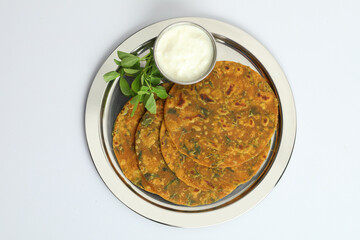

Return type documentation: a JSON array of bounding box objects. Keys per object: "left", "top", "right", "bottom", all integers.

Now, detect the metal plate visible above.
[{"left": 85, "top": 17, "right": 296, "bottom": 228}]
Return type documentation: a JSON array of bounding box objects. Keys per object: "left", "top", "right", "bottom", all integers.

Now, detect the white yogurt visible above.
[{"left": 155, "top": 24, "right": 215, "bottom": 83}]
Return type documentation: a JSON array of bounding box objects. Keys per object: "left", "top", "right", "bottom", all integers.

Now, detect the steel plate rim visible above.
[{"left": 85, "top": 17, "right": 296, "bottom": 228}]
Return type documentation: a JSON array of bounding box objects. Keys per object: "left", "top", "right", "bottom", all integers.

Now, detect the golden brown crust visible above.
[
  {"left": 164, "top": 61, "right": 278, "bottom": 168},
  {"left": 112, "top": 82, "right": 173, "bottom": 193},
  {"left": 135, "top": 100, "right": 227, "bottom": 206},
  {"left": 160, "top": 121, "right": 270, "bottom": 192},
  {"left": 112, "top": 101, "right": 154, "bottom": 192}
]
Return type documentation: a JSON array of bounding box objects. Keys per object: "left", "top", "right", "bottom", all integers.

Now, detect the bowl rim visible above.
[{"left": 153, "top": 21, "right": 217, "bottom": 85}]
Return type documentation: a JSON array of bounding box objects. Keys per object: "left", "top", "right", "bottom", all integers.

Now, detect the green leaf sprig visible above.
[{"left": 103, "top": 49, "right": 168, "bottom": 116}]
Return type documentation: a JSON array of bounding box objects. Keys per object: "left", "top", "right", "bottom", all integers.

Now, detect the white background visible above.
[{"left": 1, "top": 0, "right": 359, "bottom": 239}]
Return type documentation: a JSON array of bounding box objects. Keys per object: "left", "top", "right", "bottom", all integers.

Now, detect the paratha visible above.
[
  {"left": 160, "top": 121, "right": 270, "bottom": 192},
  {"left": 113, "top": 102, "right": 154, "bottom": 192},
  {"left": 164, "top": 61, "right": 278, "bottom": 168},
  {"left": 112, "top": 82, "right": 173, "bottom": 193},
  {"left": 135, "top": 100, "right": 227, "bottom": 206}
]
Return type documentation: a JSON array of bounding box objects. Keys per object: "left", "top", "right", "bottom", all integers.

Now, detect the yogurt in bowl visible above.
[{"left": 154, "top": 22, "right": 217, "bottom": 85}]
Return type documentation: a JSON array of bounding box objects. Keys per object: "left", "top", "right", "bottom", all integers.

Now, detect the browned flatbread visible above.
[
  {"left": 164, "top": 61, "right": 278, "bottom": 168},
  {"left": 112, "top": 82, "right": 173, "bottom": 193},
  {"left": 112, "top": 102, "right": 154, "bottom": 192},
  {"left": 160, "top": 121, "right": 270, "bottom": 192},
  {"left": 135, "top": 100, "right": 227, "bottom": 206}
]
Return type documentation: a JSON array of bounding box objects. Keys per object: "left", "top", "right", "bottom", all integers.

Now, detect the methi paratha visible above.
[
  {"left": 112, "top": 82, "right": 173, "bottom": 193},
  {"left": 135, "top": 100, "right": 227, "bottom": 206},
  {"left": 113, "top": 102, "right": 154, "bottom": 192},
  {"left": 164, "top": 61, "right": 278, "bottom": 168},
  {"left": 160, "top": 121, "right": 270, "bottom": 192}
]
